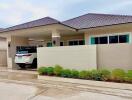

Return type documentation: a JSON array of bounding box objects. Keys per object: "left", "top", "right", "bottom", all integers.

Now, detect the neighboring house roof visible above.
[
  {"left": 1, "top": 17, "right": 60, "bottom": 32},
  {"left": 63, "top": 13, "right": 132, "bottom": 29},
  {"left": 0, "top": 28, "right": 4, "bottom": 32}
]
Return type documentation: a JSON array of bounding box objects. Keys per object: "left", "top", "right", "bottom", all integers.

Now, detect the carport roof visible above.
[{"left": 1, "top": 17, "right": 60, "bottom": 32}]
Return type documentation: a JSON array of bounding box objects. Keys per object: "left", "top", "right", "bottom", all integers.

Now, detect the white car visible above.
[{"left": 15, "top": 46, "right": 37, "bottom": 69}]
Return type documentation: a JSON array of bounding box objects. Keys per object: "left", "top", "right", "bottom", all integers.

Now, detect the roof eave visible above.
[
  {"left": 0, "top": 22, "right": 77, "bottom": 33},
  {"left": 78, "top": 22, "right": 132, "bottom": 32}
]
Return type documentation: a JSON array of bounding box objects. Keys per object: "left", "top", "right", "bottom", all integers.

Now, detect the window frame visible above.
[
  {"left": 90, "top": 33, "right": 130, "bottom": 45},
  {"left": 68, "top": 39, "right": 85, "bottom": 46}
]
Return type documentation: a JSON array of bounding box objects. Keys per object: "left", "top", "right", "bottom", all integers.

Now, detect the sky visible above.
[{"left": 0, "top": 0, "right": 132, "bottom": 28}]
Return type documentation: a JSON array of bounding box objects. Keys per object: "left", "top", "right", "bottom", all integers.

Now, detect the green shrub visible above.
[
  {"left": 61, "top": 69, "right": 72, "bottom": 78},
  {"left": 86, "top": 71, "right": 92, "bottom": 79},
  {"left": 71, "top": 69, "right": 79, "bottom": 78},
  {"left": 124, "top": 70, "right": 132, "bottom": 83},
  {"left": 46, "top": 67, "right": 54, "bottom": 76},
  {"left": 126, "top": 70, "right": 132, "bottom": 78},
  {"left": 111, "top": 69, "right": 126, "bottom": 82},
  {"left": 79, "top": 70, "right": 88, "bottom": 79},
  {"left": 54, "top": 65, "right": 63, "bottom": 76},
  {"left": 100, "top": 69, "right": 111, "bottom": 81},
  {"left": 90, "top": 70, "right": 102, "bottom": 81},
  {"left": 37, "top": 67, "right": 47, "bottom": 75}
]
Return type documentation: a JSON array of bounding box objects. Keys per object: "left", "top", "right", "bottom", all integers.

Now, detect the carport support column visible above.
[
  {"left": 52, "top": 30, "right": 60, "bottom": 46},
  {"left": 7, "top": 36, "right": 29, "bottom": 70}
]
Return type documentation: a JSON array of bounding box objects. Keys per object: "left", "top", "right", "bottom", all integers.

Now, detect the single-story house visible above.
[{"left": 0, "top": 13, "right": 132, "bottom": 70}]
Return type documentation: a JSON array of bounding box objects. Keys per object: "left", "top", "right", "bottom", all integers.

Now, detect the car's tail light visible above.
[{"left": 23, "top": 54, "right": 32, "bottom": 57}]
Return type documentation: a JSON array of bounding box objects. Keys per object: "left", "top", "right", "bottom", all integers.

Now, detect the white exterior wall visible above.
[{"left": 37, "top": 45, "right": 97, "bottom": 70}]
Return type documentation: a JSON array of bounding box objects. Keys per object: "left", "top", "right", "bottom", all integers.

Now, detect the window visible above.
[
  {"left": 99, "top": 36, "right": 108, "bottom": 44},
  {"left": 91, "top": 37, "right": 95, "bottom": 44},
  {"left": 47, "top": 42, "right": 64, "bottom": 47},
  {"left": 90, "top": 34, "right": 130, "bottom": 45},
  {"left": 47, "top": 42, "right": 52, "bottom": 47},
  {"left": 60, "top": 42, "right": 64, "bottom": 46},
  {"left": 119, "top": 35, "right": 129, "bottom": 43},
  {"left": 91, "top": 36, "right": 108, "bottom": 44},
  {"left": 95, "top": 37, "right": 99, "bottom": 44},
  {"left": 79, "top": 40, "right": 85, "bottom": 45},
  {"left": 68, "top": 40, "right": 85, "bottom": 46},
  {"left": 69, "top": 41, "right": 74, "bottom": 46},
  {"left": 109, "top": 35, "right": 118, "bottom": 44}
]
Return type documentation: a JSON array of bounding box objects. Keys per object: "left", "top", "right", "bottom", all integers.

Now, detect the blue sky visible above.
[{"left": 0, "top": 0, "right": 132, "bottom": 28}]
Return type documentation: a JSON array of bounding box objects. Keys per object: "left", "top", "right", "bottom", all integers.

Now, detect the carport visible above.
[{"left": 0, "top": 17, "right": 79, "bottom": 70}]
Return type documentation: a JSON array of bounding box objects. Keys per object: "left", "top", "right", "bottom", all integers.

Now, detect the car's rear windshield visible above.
[{"left": 16, "top": 46, "right": 37, "bottom": 54}]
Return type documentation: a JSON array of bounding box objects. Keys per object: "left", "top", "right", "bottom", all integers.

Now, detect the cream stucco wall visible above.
[
  {"left": 0, "top": 38, "right": 7, "bottom": 50},
  {"left": 7, "top": 36, "right": 29, "bottom": 69},
  {"left": 28, "top": 34, "right": 84, "bottom": 47},
  {"left": 97, "top": 44, "right": 132, "bottom": 70},
  {"left": 84, "top": 24, "right": 132, "bottom": 70},
  {"left": 84, "top": 23, "right": 132, "bottom": 44},
  {"left": 37, "top": 45, "right": 97, "bottom": 70},
  {"left": 37, "top": 44, "right": 132, "bottom": 70},
  {"left": 0, "top": 38, "right": 7, "bottom": 67},
  {"left": 0, "top": 50, "right": 7, "bottom": 67}
]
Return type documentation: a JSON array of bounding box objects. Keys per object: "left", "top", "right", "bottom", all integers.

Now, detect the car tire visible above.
[
  {"left": 31, "top": 58, "right": 37, "bottom": 68},
  {"left": 18, "top": 64, "right": 26, "bottom": 69}
]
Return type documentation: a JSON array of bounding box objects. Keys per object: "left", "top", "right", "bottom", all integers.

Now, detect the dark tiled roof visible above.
[
  {"left": 0, "top": 28, "right": 3, "bottom": 30},
  {"left": 2, "top": 17, "right": 60, "bottom": 32},
  {"left": 0, "top": 28, "right": 4, "bottom": 32},
  {"left": 63, "top": 13, "right": 132, "bottom": 29},
  {"left": 1, "top": 13, "right": 132, "bottom": 32}
]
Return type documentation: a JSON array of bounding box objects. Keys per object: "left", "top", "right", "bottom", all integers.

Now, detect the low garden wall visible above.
[
  {"left": 97, "top": 43, "right": 132, "bottom": 70},
  {"left": 37, "top": 45, "right": 97, "bottom": 70},
  {"left": 37, "top": 44, "right": 132, "bottom": 70}
]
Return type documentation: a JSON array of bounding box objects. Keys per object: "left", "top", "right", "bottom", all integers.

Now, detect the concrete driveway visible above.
[{"left": 0, "top": 81, "right": 131, "bottom": 100}]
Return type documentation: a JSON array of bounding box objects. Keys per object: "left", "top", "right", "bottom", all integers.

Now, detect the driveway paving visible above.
[{"left": 0, "top": 81, "right": 131, "bottom": 100}]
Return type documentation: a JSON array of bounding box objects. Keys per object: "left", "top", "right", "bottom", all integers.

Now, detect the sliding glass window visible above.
[
  {"left": 99, "top": 36, "right": 108, "bottom": 44},
  {"left": 109, "top": 35, "right": 118, "bottom": 44},
  {"left": 91, "top": 36, "right": 108, "bottom": 44},
  {"left": 69, "top": 40, "right": 85, "bottom": 46},
  {"left": 119, "top": 35, "right": 129, "bottom": 43}
]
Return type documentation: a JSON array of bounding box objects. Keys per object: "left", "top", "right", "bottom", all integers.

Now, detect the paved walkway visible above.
[{"left": 0, "top": 69, "right": 131, "bottom": 100}]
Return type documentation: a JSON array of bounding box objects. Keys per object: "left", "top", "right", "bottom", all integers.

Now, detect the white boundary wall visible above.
[{"left": 37, "top": 45, "right": 97, "bottom": 70}]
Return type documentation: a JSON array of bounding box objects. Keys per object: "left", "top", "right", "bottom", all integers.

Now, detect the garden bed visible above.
[{"left": 37, "top": 65, "right": 132, "bottom": 84}]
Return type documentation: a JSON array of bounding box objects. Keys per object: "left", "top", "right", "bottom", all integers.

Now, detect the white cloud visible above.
[
  {"left": 0, "top": 0, "right": 60, "bottom": 27},
  {"left": 90, "top": 0, "right": 132, "bottom": 14},
  {"left": 0, "top": 0, "right": 132, "bottom": 27}
]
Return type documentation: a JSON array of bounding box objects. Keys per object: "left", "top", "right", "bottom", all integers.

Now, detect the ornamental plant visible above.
[
  {"left": 100, "top": 69, "right": 111, "bottom": 81},
  {"left": 124, "top": 70, "right": 132, "bottom": 83},
  {"left": 61, "top": 69, "right": 72, "bottom": 78},
  {"left": 38, "top": 67, "right": 47, "bottom": 75},
  {"left": 71, "top": 69, "right": 79, "bottom": 78},
  {"left": 90, "top": 69, "right": 102, "bottom": 81},
  {"left": 46, "top": 67, "right": 54, "bottom": 76},
  {"left": 54, "top": 65, "right": 63, "bottom": 76},
  {"left": 79, "top": 70, "right": 88, "bottom": 79},
  {"left": 111, "top": 69, "right": 126, "bottom": 82}
]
